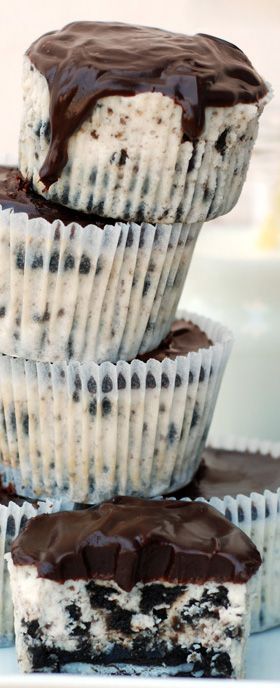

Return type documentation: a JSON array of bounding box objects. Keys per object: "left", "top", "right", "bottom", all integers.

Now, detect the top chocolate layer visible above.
[
  {"left": 12, "top": 497, "right": 261, "bottom": 589},
  {"left": 170, "top": 447, "right": 280, "bottom": 500},
  {"left": 0, "top": 166, "right": 117, "bottom": 227},
  {"left": 27, "top": 22, "right": 267, "bottom": 187},
  {"left": 137, "top": 319, "right": 212, "bottom": 362}
]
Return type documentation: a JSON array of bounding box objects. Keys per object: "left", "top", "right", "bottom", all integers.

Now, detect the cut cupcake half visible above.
[{"left": 7, "top": 499, "right": 261, "bottom": 677}]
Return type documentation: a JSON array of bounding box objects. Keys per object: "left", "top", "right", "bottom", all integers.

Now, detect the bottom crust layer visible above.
[{"left": 27, "top": 645, "right": 234, "bottom": 678}]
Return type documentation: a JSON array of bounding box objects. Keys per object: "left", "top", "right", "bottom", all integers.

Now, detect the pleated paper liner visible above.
[
  {"left": 0, "top": 311, "right": 232, "bottom": 504},
  {"left": 0, "top": 208, "right": 202, "bottom": 362}
]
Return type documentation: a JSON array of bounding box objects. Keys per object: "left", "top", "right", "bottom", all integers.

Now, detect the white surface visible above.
[{"left": 0, "top": 627, "right": 279, "bottom": 684}]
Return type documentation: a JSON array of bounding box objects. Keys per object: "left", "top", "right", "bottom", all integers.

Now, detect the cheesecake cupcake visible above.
[
  {"left": 0, "top": 166, "right": 201, "bottom": 362},
  {"left": 19, "top": 22, "right": 269, "bottom": 224},
  {"left": 0, "top": 477, "right": 52, "bottom": 647},
  {"left": 8, "top": 499, "right": 261, "bottom": 677},
  {"left": 168, "top": 438, "right": 280, "bottom": 633},
  {"left": 0, "top": 312, "right": 232, "bottom": 503}
]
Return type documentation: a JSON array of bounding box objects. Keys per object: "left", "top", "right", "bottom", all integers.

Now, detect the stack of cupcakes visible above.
[{"left": 0, "top": 20, "right": 271, "bottom": 677}]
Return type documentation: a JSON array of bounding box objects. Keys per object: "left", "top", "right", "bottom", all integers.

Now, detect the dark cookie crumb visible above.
[
  {"left": 102, "top": 375, "right": 113, "bottom": 394},
  {"left": 117, "top": 373, "right": 126, "bottom": 390},
  {"left": 146, "top": 372, "right": 156, "bottom": 389},
  {"left": 131, "top": 373, "right": 141, "bottom": 389},
  {"left": 64, "top": 254, "right": 75, "bottom": 271},
  {"left": 161, "top": 373, "right": 169, "bottom": 389},
  {"left": 87, "top": 377, "right": 97, "bottom": 394},
  {"left": 6, "top": 515, "right": 16, "bottom": 538},
  {"left": 140, "top": 584, "right": 183, "bottom": 613},
  {"left": 199, "top": 367, "right": 205, "bottom": 383},
  {"left": 31, "top": 254, "right": 44, "bottom": 269},
  {"left": 107, "top": 607, "right": 133, "bottom": 635},
  {"left": 102, "top": 398, "right": 112, "bottom": 416},
  {"left": 22, "top": 413, "right": 29, "bottom": 436},
  {"left": 49, "top": 251, "right": 60, "bottom": 273},
  {"left": 119, "top": 149, "right": 128, "bottom": 166},
  {"left": 66, "top": 604, "right": 81, "bottom": 622},
  {"left": 251, "top": 503, "right": 258, "bottom": 521},
  {"left": 190, "top": 406, "right": 199, "bottom": 429},
  {"left": 168, "top": 422, "right": 177, "bottom": 444},
  {"left": 142, "top": 278, "right": 151, "bottom": 296},
  {"left": 88, "top": 399, "right": 97, "bottom": 416},
  {"left": 16, "top": 246, "right": 25, "bottom": 271},
  {"left": 26, "top": 619, "right": 41, "bottom": 639},
  {"left": 238, "top": 506, "right": 245, "bottom": 523},
  {"left": 215, "top": 128, "right": 229, "bottom": 157},
  {"left": 79, "top": 255, "right": 91, "bottom": 274}
]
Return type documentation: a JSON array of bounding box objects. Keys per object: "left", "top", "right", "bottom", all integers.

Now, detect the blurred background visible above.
[{"left": 0, "top": 0, "right": 279, "bottom": 440}]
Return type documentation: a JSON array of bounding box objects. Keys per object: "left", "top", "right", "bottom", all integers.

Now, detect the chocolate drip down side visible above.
[
  {"left": 26, "top": 22, "right": 268, "bottom": 187},
  {"left": 11, "top": 497, "right": 261, "bottom": 589}
]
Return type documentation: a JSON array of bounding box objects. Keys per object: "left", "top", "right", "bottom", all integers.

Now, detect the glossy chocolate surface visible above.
[
  {"left": 170, "top": 447, "right": 280, "bottom": 499},
  {"left": 138, "top": 319, "right": 212, "bottom": 362},
  {"left": 12, "top": 497, "right": 261, "bottom": 588},
  {"left": 27, "top": 22, "right": 267, "bottom": 187},
  {"left": 0, "top": 166, "right": 116, "bottom": 227},
  {"left": 0, "top": 476, "right": 33, "bottom": 507}
]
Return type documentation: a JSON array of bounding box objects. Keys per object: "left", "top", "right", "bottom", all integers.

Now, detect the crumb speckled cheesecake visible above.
[
  {"left": 168, "top": 438, "right": 280, "bottom": 633},
  {"left": 0, "top": 478, "right": 52, "bottom": 647},
  {"left": 8, "top": 498, "right": 261, "bottom": 677},
  {"left": 0, "top": 313, "right": 232, "bottom": 503},
  {"left": 19, "top": 22, "right": 269, "bottom": 224},
  {"left": 0, "top": 166, "right": 202, "bottom": 362}
]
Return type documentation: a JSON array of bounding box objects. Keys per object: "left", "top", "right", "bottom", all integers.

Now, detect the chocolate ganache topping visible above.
[
  {"left": 0, "top": 475, "right": 38, "bottom": 508},
  {"left": 170, "top": 447, "right": 280, "bottom": 500},
  {"left": 137, "top": 319, "right": 212, "bottom": 362},
  {"left": 0, "top": 166, "right": 117, "bottom": 227},
  {"left": 26, "top": 22, "right": 268, "bottom": 187},
  {"left": 12, "top": 497, "right": 261, "bottom": 588}
]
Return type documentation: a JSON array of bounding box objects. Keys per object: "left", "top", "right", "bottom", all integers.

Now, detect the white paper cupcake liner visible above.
[
  {"left": 173, "top": 436, "right": 280, "bottom": 634},
  {"left": 0, "top": 496, "right": 53, "bottom": 647},
  {"left": 19, "top": 58, "right": 271, "bottom": 224},
  {"left": 0, "top": 311, "right": 232, "bottom": 504},
  {"left": 0, "top": 207, "right": 202, "bottom": 363}
]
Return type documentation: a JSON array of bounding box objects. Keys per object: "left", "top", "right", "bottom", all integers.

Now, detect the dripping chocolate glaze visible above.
[
  {"left": 169, "top": 447, "right": 280, "bottom": 500},
  {"left": 26, "top": 22, "right": 268, "bottom": 188},
  {"left": 137, "top": 319, "right": 212, "bottom": 362},
  {"left": 11, "top": 498, "right": 261, "bottom": 588},
  {"left": 0, "top": 166, "right": 117, "bottom": 227}
]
